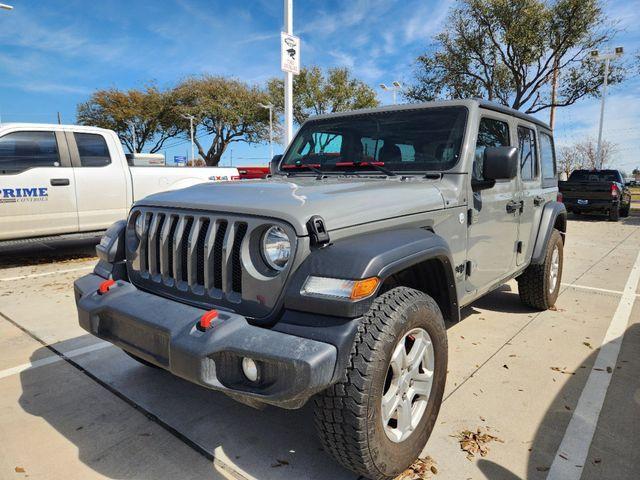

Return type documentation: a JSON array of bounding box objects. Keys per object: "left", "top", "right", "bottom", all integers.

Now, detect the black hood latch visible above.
[{"left": 307, "top": 215, "right": 330, "bottom": 247}]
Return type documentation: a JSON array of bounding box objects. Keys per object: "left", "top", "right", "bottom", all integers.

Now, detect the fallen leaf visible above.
[
  {"left": 502, "top": 364, "right": 509, "bottom": 369},
  {"left": 396, "top": 456, "right": 438, "bottom": 479},
  {"left": 14, "top": 467, "right": 25, "bottom": 473},
  {"left": 583, "top": 342, "right": 593, "bottom": 349},
  {"left": 606, "top": 367, "right": 612, "bottom": 373},
  {"left": 455, "top": 428, "right": 502, "bottom": 460},
  {"left": 536, "top": 466, "right": 550, "bottom": 472}
]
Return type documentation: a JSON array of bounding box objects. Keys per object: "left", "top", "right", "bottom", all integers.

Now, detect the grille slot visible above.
[
  {"left": 213, "top": 221, "right": 228, "bottom": 290},
  {"left": 232, "top": 223, "right": 247, "bottom": 293},
  {"left": 196, "top": 219, "right": 210, "bottom": 286},
  {"left": 181, "top": 217, "right": 194, "bottom": 282}
]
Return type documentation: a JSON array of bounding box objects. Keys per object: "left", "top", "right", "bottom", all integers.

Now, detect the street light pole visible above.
[
  {"left": 181, "top": 114, "right": 196, "bottom": 162},
  {"left": 379, "top": 81, "right": 402, "bottom": 104},
  {"left": 283, "top": 0, "right": 293, "bottom": 146},
  {"left": 258, "top": 103, "right": 274, "bottom": 160},
  {"left": 591, "top": 47, "right": 623, "bottom": 170}
]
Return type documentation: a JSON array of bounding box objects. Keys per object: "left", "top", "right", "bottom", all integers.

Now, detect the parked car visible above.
[
  {"left": 74, "top": 99, "right": 566, "bottom": 480},
  {"left": 0, "top": 124, "right": 239, "bottom": 242},
  {"left": 237, "top": 165, "right": 270, "bottom": 179},
  {"left": 559, "top": 169, "right": 631, "bottom": 221}
]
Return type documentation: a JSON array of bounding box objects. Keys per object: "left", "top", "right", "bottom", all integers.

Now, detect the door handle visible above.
[
  {"left": 506, "top": 200, "right": 519, "bottom": 214},
  {"left": 50, "top": 178, "right": 70, "bottom": 186},
  {"left": 534, "top": 195, "right": 545, "bottom": 206}
]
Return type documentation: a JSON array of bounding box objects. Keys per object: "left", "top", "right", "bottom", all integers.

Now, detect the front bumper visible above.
[{"left": 74, "top": 274, "right": 338, "bottom": 409}]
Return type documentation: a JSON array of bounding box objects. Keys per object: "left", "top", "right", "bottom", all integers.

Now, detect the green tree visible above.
[
  {"left": 168, "top": 76, "right": 272, "bottom": 166},
  {"left": 77, "top": 86, "right": 177, "bottom": 153},
  {"left": 405, "top": 0, "right": 624, "bottom": 115},
  {"left": 267, "top": 66, "right": 379, "bottom": 125}
]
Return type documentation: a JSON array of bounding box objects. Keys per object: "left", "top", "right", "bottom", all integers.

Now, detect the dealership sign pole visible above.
[{"left": 282, "top": 0, "right": 299, "bottom": 147}]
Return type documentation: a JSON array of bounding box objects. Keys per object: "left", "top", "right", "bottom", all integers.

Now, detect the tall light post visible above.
[
  {"left": 591, "top": 46, "right": 623, "bottom": 170},
  {"left": 380, "top": 81, "right": 402, "bottom": 104},
  {"left": 181, "top": 114, "right": 196, "bottom": 162},
  {"left": 258, "top": 103, "right": 274, "bottom": 161},
  {"left": 283, "top": 0, "right": 294, "bottom": 146}
]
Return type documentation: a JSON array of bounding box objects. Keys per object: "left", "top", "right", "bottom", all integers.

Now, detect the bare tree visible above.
[{"left": 559, "top": 137, "right": 616, "bottom": 177}]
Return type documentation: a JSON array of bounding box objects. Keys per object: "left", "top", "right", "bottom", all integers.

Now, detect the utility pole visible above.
[
  {"left": 258, "top": 103, "right": 274, "bottom": 160},
  {"left": 549, "top": 57, "right": 559, "bottom": 130},
  {"left": 181, "top": 114, "right": 196, "bottom": 162},
  {"left": 57, "top": 112, "right": 62, "bottom": 125},
  {"left": 591, "top": 47, "right": 624, "bottom": 170},
  {"left": 283, "top": 0, "right": 293, "bottom": 146}
]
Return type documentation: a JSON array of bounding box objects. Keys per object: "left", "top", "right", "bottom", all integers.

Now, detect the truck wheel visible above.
[
  {"left": 620, "top": 204, "right": 630, "bottom": 218},
  {"left": 517, "top": 229, "right": 563, "bottom": 310},
  {"left": 314, "top": 287, "right": 447, "bottom": 480},
  {"left": 609, "top": 206, "right": 620, "bottom": 222}
]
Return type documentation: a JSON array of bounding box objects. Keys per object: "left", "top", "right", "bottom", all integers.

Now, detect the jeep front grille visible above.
[{"left": 126, "top": 207, "right": 296, "bottom": 319}]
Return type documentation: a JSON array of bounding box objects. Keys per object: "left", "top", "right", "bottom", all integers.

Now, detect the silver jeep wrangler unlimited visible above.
[{"left": 74, "top": 99, "right": 566, "bottom": 479}]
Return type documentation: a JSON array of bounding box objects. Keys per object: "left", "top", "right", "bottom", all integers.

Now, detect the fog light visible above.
[{"left": 242, "top": 357, "right": 259, "bottom": 382}]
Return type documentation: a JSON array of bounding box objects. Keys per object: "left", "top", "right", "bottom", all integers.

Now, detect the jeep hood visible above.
[{"left": 137, "top": 176, "right": 445, "bottom": 236}]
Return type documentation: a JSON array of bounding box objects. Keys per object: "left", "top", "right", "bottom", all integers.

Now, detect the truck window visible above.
[
  {"left": 539, "top": 132, "right": 556, "bottom": 179},
  {"left": 473, "top": 117, "right": 510, "bottom": 180},
  {"left": 517, "top": 126, "right": 538, "bottom": 181},
  {"left": 0, "top": 131, "right": 60, "bottom": 174},
  {"left": 74, "top": 133, "right": 111, "bottom": 167}
]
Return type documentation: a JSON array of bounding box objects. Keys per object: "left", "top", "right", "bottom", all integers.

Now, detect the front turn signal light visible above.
[
  {"left": 301, "top": 276, "right": 379, "bottom": 300},
  {"left": 350, "top": 277, "right": 380, "bottom": 300}
]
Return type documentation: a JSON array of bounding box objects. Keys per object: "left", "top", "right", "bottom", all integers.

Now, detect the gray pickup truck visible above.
[{"left": 74, "top": 99, "right": 566, "bottom": 480}]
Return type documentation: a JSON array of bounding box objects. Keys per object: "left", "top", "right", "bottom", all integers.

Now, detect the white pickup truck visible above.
[{"left": 0, "top": 124, "right": 239, "bottom": 242}]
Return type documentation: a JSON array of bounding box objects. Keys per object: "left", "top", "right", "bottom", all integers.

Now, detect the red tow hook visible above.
[
  {"left": 97, "top": 279, "right": 116, "bottom": 295},
  {"left": 198, "top": 309, "right": 219, "bottom": 331}
]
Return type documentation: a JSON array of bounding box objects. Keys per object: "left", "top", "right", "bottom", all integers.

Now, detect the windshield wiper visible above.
[
  {"left": 281, "top": 163, "right": 325, "bottom": 178},
  {"left": 334, "top": 161, "right": 397, "bottom": 177}
]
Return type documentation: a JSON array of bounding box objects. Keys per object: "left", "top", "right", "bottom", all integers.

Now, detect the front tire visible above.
[
  {"left": 517, "top": 229, "right": 563, "bottom": 310},
  {"left": 314, "top": 287, "right": 448, "bottom": 480}
]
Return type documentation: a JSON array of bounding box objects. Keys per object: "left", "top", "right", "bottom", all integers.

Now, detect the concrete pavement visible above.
[{"left": 1, "top": 215, "right": 639, "bottom": 480}]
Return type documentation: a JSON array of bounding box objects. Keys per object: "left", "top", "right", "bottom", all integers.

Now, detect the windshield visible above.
[
  {"left": 569, "top": 170, "right": 621, "bottom": 183},
  {"left": 280, "top": 107, "right": 468, "bottom": 174}
]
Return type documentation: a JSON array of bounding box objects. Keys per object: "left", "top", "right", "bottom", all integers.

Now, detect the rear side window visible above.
[
  {"left": 0, "top": 131, "right": 60, "bottom": 173},
  {"left": 473, "top": 117, "right": 510, "bottom": 180},
  {"left": 539, "top": 132, "right": 556, "bottom": 180},
  {"left": 517, "top": 126, "right": 538, "bottom": 181},
  {"left": 75, "top": 133, "right": 111, "bottom": 167}
]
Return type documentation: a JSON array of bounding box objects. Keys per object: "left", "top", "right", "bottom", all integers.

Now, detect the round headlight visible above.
[
  {"left": 134, "top": 214, "right": 145, "bottom": 238},
  {"left": 262, "top": 226, "right": 291, "bottom": 271}
]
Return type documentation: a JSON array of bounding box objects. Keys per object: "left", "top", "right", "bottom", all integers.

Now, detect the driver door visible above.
[{"left": 466, "top": 114, "right": 520, "bottom": 293}]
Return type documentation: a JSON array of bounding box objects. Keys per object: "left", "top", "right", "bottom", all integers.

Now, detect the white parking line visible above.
[
  {"left": 548, "top": 247, "right": 640, "bottom": 479},
  {"left": 0, "top": 342, "right": 112, "bottom": 380},
  {"left": 0, "top": 265, "right": 93, "bottom": 282},
  {"left": 561, "top": 283, "right": 640, "bottom": 297}
]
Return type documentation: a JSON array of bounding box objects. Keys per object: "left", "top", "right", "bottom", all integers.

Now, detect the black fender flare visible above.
[
  {"left": 284, "top": 228, "right": 458, "bottom": 320},
  {"left": 531, "top": 201, "right": 567, "bottom": 265}
]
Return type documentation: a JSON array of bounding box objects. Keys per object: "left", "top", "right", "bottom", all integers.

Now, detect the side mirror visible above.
[
  {"left": 269, "top": 154, "right": 283, "bottom": 175},
  {"left": 483, "top": 146, "right": 518, "bottom": 181}
]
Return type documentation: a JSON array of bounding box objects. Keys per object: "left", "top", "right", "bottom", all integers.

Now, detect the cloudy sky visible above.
[{"left": 0, "top": 0, "right": 638, "bottom": 169}]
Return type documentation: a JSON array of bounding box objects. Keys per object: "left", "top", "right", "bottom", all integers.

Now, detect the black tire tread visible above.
[
  {"left": 517, "top": 229, "right": 562, "bottom": 310},
  {"left": 313, "top": 287, "right": 442, "bottom": 480}
]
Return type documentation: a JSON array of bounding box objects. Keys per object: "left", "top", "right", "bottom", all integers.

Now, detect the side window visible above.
[
  {"left": 474, "top": 117, "right": 510, "bottom": 180},
  {"left": 517, "top": 126, "right": 538, "bottom": 181},
  {"left": 0, "top": 131, "right": 60, "bottom": 174},
  {"left": 539, "top": 132, "right": 556, "bottom": 180},
  {"left": 74, "top": 133, "right": 111, "bottom": 167}
]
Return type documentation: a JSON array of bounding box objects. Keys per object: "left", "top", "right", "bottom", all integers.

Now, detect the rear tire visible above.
[
  {"left": 609, "top": 206, "right": 620, "bottom": 221},
  {"left": 517, "top": 229, "right": 563, "bottom": 310},
  {"left": 620, "top": 204, "right": 630, "bottom": 218},
  {"left": 314, "top": 287, "right": 447, "bottom": 480}
]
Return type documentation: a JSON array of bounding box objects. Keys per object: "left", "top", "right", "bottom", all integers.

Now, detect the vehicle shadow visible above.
[
  {"left": 461, "top": 283, "right": 535, "bottom": 319},
  {"left": 18, "top": 335, "right": 353, "bottom": 480},
  {"left": 476, "top": 322, "right": 640, "bottom": 479},
  {"left": 0, "top": 238, "right": 98, "bottom": 269}
]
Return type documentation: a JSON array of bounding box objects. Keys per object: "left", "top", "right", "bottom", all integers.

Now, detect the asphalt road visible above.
[{"left": 0, "top": 214, "right": 639, "bottom": 480}]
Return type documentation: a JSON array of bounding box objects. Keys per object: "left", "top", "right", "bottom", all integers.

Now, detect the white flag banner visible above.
[{"left": 281, "top": 32, "right": 300, "bottom": 75}]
